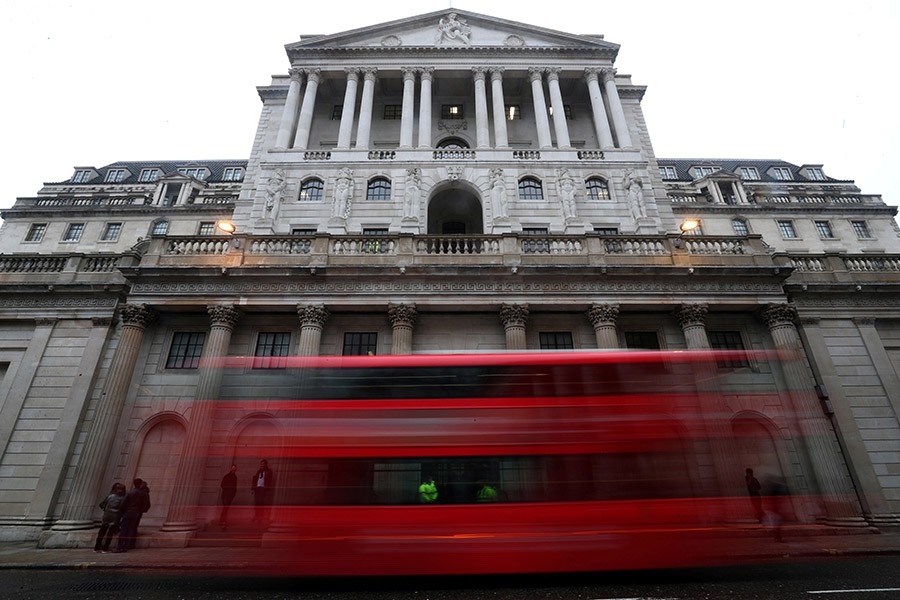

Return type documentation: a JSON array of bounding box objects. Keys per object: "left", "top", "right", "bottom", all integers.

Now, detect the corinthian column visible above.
[
  {"left": 293, "top": 69, "right": 322, "bottom": 150},
  {"left": 675, "top": 303, "right": 711, "bottom": 350},
  {"left": 297, "top": 305, "right": 329, "bottom": 356},
  {"left": 490, "top": 68, "right": 509, "bottom": 148},
  {"left": 275, "top": 68, "right": 304, "bottom": 149},
  {"left": 587, "top": 303, "right": 619, "bottom": 349},
  {"left": 417, "top": 68, "right": 434, "bottom": 148},
  {"left": 760, "top": 304, "right": 865, "bottom": 525},
  {"left": 400, "top": 68, "right": 417, "bottom": 149},
  {"left": 601, "top": 68, "right": 633, "bottom": 148},
  {"left": 49, "top": 304, "right": 156, "bottom": 533},
  {"left": 355, "top": 68, "right": 377, "bottom": 150},
  {"left": 529, "top": 68, "right": 552, "bottom": 149},
  {"left": 500, "top": 304, "right": 529, "bottom": 350},
  {"left": 388, "top": 304, "right": 417, "bottom": 355},
  {"left": 584, "top": 68, "right": 614, "bottom": 149},
  {"left": 473, "top": 68, "right": 490, "bottom": 149},
  {"left": 546, "top": 69, "right": 571, "bottom": 149},
  {"left": 336, "top": 68, "right": 359, "bottom": 149},
  {"left": 162, "top": 305, "right": 241, "bottom": 534}
]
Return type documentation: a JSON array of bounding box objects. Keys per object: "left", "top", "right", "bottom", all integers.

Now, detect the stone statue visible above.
[
  {"left": 437, "top": 12, "right": 471, "bottom": 45},
  {"left": 624, "top": 169, "right": 647, "bottom": 220},
  {"left": 404, "top": 167, "right": 422, "bottom": 221},
  {"left": 558, "top": 168, "right": 578, "bottom": 219},
  {"left": 490, "top": 168, "right": 508, "bottom": 220},
  {"left": 332, "top": 167, "right": 354, "bottom": 219},
  {"left": 264, "top": 168, "right": 287, "bottom": 214}
]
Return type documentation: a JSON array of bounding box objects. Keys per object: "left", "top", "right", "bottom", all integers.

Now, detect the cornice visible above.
[
  {"left": 669, "top": 204, "right": 896, "bottom": 215},
  {"left": 287, "top": 46, "right": 618, "bottom": 59},
  {"left": 2, "top": 203, "right": 236, "bottom": 220}
]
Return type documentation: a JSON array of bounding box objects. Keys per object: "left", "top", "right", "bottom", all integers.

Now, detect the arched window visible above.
[
  {"left": 731, "top": 218, "right": 749, "bottom": 236},
  {"left": 585, "top": 177, "right": 610, "bottom": 201},
  {"left": 150, "top": 219, "right": 169, "bottom": 236},
  {"left": 367, "top": 177, "right": 392, "bottom": 201},
  {"left": 437, "top": 138, "right": 469, "bottom": 149},
  {"left": 299, "top": 178, "right": 324, "bottom": 202},
  {"left": 518, "top": 177, "right": 543, "bottom": 200}
]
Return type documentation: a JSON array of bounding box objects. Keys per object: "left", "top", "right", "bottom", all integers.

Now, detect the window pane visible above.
[
  {"left": 777, "top": 220, "right": 796, "bottom": 238},
  {"left": 101, "top": 223, "right": 122, "bottom": 241},
  {"left": 343, "top": 332, "right": 377, "bottom": 356},
  {"left": 732, "top": 219, "right": 749, "bottom": 236},
  {"left": 586, "top": 178, "right": 610, "bottom": 201},
  {"left": 815, "top": 221, "right": 833, "bottom": 238},
  {"left": 366, "top": 178, "right": 391, "bottom": 201},
  {"left": 518, "top": 178, "right": 543, "bottom": 200},
  {"left": 166, "top": 332, "right": 206, "bottom": 369},
  {"left": 25, "top": 223, "right": 47, "bottom": 242},
  {"left": 851, "top": 221, "right": 871, "bottom": 238},
  {"left": 624, "top": 331, "right": 660, "bottom": 350},
  {"left": 64, "top": 223, "right": 85, "bottom": 241},
  {"left": 300, "top": 179, "right": 324, "bottom": 201},
  {"left": 708, "top": 331, "right": 749, "bottom": 368},
  {"left": 151, "top": 221, "right": 169, "bottom": 235},
  {"left": 383, "top": 105, "right": 402, "bottom": 120},
  {"left": 198, "top": 222, "right": 216, "bottom": 236},
  {"left": 254, "top": 332, "right": 291, "bottom": 368},
  {"left": 539, "top": 332, "right": 574, "bottom": 350}
]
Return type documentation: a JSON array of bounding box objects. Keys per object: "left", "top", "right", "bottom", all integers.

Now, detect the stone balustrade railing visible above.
[
  {"left": 432, "top": 150, "right": 476, "bottom": 160},
  {"left": 18, "top": 196, "right": 146, "bottom": 208},
  {"left": 0, "top": 254, "right": 122, "bottom": 275}
]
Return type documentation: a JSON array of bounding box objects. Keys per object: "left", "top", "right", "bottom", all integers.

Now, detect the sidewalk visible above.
[{"left": 1, "top": 526, "right": 898, "bottom": 572}]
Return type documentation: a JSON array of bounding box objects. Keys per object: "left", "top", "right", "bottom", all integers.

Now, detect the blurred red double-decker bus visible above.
[{"left": 196, "top": 350, "right": 806, "bottom": 575}]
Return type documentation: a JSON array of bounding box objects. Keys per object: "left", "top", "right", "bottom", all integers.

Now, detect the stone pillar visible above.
[
  {"left": 675, "top": 303, "right": 711, "bottom": 350},
  {"left": 275, "top": 68, "right": 304, "bottom": 149},
  {"left": 292, "top": 69, "right": 321, "bottom": 150},
  {"left": 400, "top": 68, "right": 417, "bottom": 149},
  {"left": 388, "top": 304, "right": 417, "bottom": 355},
  {"left": 49, "top": 304, "right": 156, "bottom": 533},
  {"left": 529, "top": 68, "right": 553, "bottom": 149},
  {"left": 336, "top": 68, "right": 359, "bottom": 149},
  {"left": 760, "top": 304, "right": 865, "bottom": 525},
  {"left": 162, "top": 305, "right": 241, "bottom": 534},
  {"left": 489, "top": 68, "right": 509, "bottom": 148},
  {"left": 584, "top": 68, "right": 614, "bottom": 149},
  {"left": 601, "top": 68, "right": 633, "bottom": 148},
  {"left": 473, "top": 67, "right": 490, "bottom": 149},
  {"left": 546, "top": 69, "right": 571, "bottom": 149},
  {"left": 587, "top": 304, "right": 619, "bottom": 349},
  {"left": 297, "top": 305, "right": 329, "bottom": 356},
  {"left": 417, "top": 68, "right": 434, "bottom": 149},
  {"left": 500, "top": 304, "right": 529, "bottom": 350},
  {"left": 355, "top": 68, "right": 377, "bottom": 150}
]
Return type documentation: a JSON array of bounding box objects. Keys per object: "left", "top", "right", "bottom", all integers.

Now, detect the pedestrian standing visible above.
[
  {"left": 115, "top": 478, "right": 146, "bottom": 553},
  {"left": 250, "top": 459, "right": 275, "bottom": 525},
  {"left": 745, "top": 467, "right": 764, "bottom": 523},
  {"left": 219, "top": 464, "right": 238, "bottom": 528},
  {"left": 94, "top": 483, "right": 126, "bottom": 553}
]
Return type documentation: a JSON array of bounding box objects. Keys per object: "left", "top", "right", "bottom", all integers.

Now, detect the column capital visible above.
[
  {"left": 304, "top": 68, "right": 322, "bottom": 84},
  {"left": 207, "top": 305, "right": 241, "bottom": 330},
  {"left": 472, "top": 67, "right": 487, "bottom": 81},
  {"left": 344, "top": 67, "right": 360, "bottom": 80},
  {"left": 362, "top": 68, "right": 378, "bottom": 82},
  {"left": 500, "top": 303, "right": 529, "bottom": 328},
  {"left": 419, "top": 67, "right": 435, "bottom": 80},
  {"left": 587, "top": 303, "right": 619, "bottom": 327},
  {"left": 674, "top": 303, "right": 708, "bottom": 329},
  {"left": 402, "top": 67, "right": 417, "bottom": 81},
  {"left": 528, "top": 67, "right": 545, "bottom": 82},
  {"left": 120, "top": 303, "right": 157, "bottom": 329},
  {"left": 583, "top": 67, "right": 600, "bottom": 83},
  {"left": 759, "top": 303, "right": 799, "bottom": 329},
  {"left": 388, "top": 303, "right": 417, "bottom": 328},
  {"left": 297, "top": 304, "right": 329, "bottom": 327},
  {"left": 288, "top": 67, "right": 305, "bottom": 82},
  {"left": 489, "top": 67, "right": 505, "bottom": 81},
  {"left": 545, "top": 68, "right": 560, "bottom": 82},
  {"left": 600, "top": 67, "right": 617, "bottom": 83}
]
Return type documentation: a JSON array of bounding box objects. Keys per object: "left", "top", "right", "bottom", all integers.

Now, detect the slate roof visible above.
[
  {"left": 656, "top": 158, "right": 851, "bottom": 184},
  {"left": 51, "top": 160, "right": 249, "bottom": 185}
]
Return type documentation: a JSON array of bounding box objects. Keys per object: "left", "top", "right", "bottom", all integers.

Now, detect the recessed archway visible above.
[{"left": 427, "top": 186, "right": 483, "bottom": 235}]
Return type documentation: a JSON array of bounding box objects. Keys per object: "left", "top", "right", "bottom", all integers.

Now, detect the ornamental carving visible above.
[
  {"left": 438, "top": 120, "right": 468, "bottom": 136},
  {"left": 207, "top": 305, "right": 241, "bottom": 329},
  {"left": 388, "top": 303, "right": 417, "bottom": 328},
  {"left": 437, "top": 12, "right": 471, "bottom": 46},
  {"left": 528, "top": 67, "right": 545, "bottom": 83},
  {"left": 489, "top": 68, "right": 505, "bottom": 81},
  {"left": 288, "top": 68, "right": 304, "bottom": 82},
  {"left": 504, "top": 35, "right": 525, "bottom": 46},
  {"left": 304, "top": 68, "right": 322, "bottom": 84},
  {"left": 297, "top": 304, "right": 329, "bottom": 328},
  {"left": 472, "top": 67, "right": 487, "bottom": 81},
  {"left": 583, "top": 68, "right": 600, "bottom": 84},
  {"left": 500, "top": 304, "right": 529, "bottom": 328},
  {"left": 674, "top": 304, "right": 708, "bottom": 329},
  {"left": 381, "top": 35, "right": 401, "bottom": 47},
  {"left": 120, "top": 304, "right": 157, "bottom": 329},
  {"left": 600, "top": 68, "right": 617, "bottom": 83},
  {"left": 759, "top": 304, "right": 799, "bottom": 329},
  {"left": 587, "top": 303, "right": 619, "bottom": 327}
]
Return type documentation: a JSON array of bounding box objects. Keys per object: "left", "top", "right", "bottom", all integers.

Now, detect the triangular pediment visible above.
[{"left": 286, "top": 9, "right": 618, "bottom": 54}]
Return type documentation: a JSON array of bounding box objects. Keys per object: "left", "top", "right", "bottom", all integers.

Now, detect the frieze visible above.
[
  {"left": 791, "top": 295, "right": 900, "bottom": 309},
  {"left": 0, "top": 296, "right": 118, "bottom": 308}
]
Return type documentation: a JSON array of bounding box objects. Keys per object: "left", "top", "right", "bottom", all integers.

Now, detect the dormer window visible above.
[
  {"left": 72, "top": 169, "right": 93, "bottom": 183},
  {"left": 139, "top": 168, "right": 160, "bottom": 183},
  {"left": 178, "top": 167, "right": 207, "bottom": 181},
  {"left": 659, "top": 166, "right": 677, "bottom": 180},
  {"left": 692, "top": 166, "right": 719, "bottom": 179},
  {"left": 771, "top": 167, "right": 793, "bottom": 180},
  {"left": 105, "top": 169, "right": 127, "bottom": 183},
  {"left": 222, "top": 167, "right": 243, "bottom": 182},
  {"left": 806, "top": 167, "right": 825, "bottom": 181},
  {"left": 738, "top": 167, "right": 760, "bottom": 180}
]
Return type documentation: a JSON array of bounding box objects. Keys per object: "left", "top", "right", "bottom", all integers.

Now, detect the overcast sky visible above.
[{"left": 2, "top": 0, "right": 898, "bottom": 212}]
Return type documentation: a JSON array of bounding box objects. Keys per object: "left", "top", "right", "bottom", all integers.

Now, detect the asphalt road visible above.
[{"left": 3, "top": 555, "right": 900, "bottom": 599}]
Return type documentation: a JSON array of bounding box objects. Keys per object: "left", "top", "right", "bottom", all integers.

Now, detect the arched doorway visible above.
[{"left": 427, "top": 186, "right": 483, "bottom": 235}]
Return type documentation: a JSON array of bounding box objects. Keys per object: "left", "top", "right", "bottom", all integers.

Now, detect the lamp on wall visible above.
[
  {"left": 673, "top": 219, "right": 700, "bottom": 249},
  {"left": 216, "top": 220, "right": 240, "bottom": 248}
]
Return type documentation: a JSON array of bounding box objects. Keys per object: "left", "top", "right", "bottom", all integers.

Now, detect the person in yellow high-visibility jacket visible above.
[
  {"left": 476, "top": 482, "right": 498, "bottom": 502},
  {"left": 418, "top": 476, "right": 438, "bottom": 503}
]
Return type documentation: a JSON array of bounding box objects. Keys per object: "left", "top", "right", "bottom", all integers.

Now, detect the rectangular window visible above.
[
  {"left": 807, "top": 167, "right": 825, "bottom": 181},
  {"left": 659, "top": 166, "right": 677, "bottom": 180},
  {"left": 505, "top": 104, "right": 521, "bottom": 120},
  {"left": 104, "top": 169, "right": 126, "bottom": 183},
  {"left": 693, "top": 166, "right": 718, "bottom": 178},
  {"left": 291, "top": 228, "right": 317, "bottom": 236},
  {"left": 151, "top": 221, "right": 169, "bottom": 236},
  {"left": 198, "top": 222, "right": 216, "bottom": 236},
  {"left": 222, "top": 167, "right": 243, "bottom": 181},
  {"left": 594, "top": 227, "right": 619, "bottom": 235},
  {"left": 100, "top": 223, "right": 122, "bottom": 241},
  {"left": 624, "top": 331, "right": 661, "bottom": 350},
  {"left": 383, "top": 105, "right": 402, "bottom": 120},
  {"left": 331, "top": 105, "right": 343, "bottom": 120},
  {"left": 253, "top": 332, "right": 291, "bottom": 369},
  {"left": 139, "top": 168, "right": 160, "bottom": 182},
  {"left": 25, "top": 223, "right": 47, "bottom": 242},
  {"left": 708, "top": 331, "right": 749, "bottom": 368},
  {"left": 777, "top": 220, "right": 798, "bottom": 239},
  {"left": 851, "top": 220, "right": 871, "bottom": 239},
  {"left": 548, "top": 105, "right": 573, "bottom": 119},
  {"left": 739, "top": 167, "right": 760, "bottom": 180},
  {"left": 814, "top": 221, "right": 834, "bottom": 239},
  {"left": 732, "top": 219, "right": 749, "bottom": 236},
  {"left": 63, "top": 223, "right": 85, "bottom": 242},
  {"left": 343, "top": 332, "right": 378, "bottom": 356},
  {"left": 73, "top": 169, "right": 92, "bottom": 183},
  {"left": 539, "top": 332, "right": 574, "bottom": 350},
  {"left": 165, "top": 332, "right": 206, "bottom": 369},
  {"left": 441, "top": 104, "right": 464, "bottom": 119},
  {"left": 771, "top": 167, "right": 792, "bottom": 180},
  {"left": 178, "top": 167, "right": 207, "bottom": 181}
]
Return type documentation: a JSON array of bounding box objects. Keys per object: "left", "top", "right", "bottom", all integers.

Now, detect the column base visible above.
[
  {"left": 159, "top": 520, "right": 199, "bottom": 533},
  {"left": 818, "top": 516, "right": 873, "bottom": 528},
  {"left": 38, "top": 528, "right": 96, "bottom": 548},
  {"left": 48, "top": 519, "right": 95, "bottom": 532}
]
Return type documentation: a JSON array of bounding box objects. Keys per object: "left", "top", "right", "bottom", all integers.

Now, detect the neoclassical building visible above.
[{"left": 0, "top": 9, "right": 898, "bottom": 547}]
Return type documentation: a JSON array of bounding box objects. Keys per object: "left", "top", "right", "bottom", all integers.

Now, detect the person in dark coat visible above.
[
  {"left": 127, "top": 480, "right": 151, "bottom": 549},
  {"left": 250, "top": 460, "right": 275, "bottom": 525},
  {"left": 115, "top": 478, "right": 147, "bottom": 552},
  {"left": 745, "top": 467, "right": 764, "bottom": 522},
  {"left": 219, "top": 464, "right": 238, "bottom": 528},
  {"left": 94, "top": 483, "right": 126, "bottom": 552}
]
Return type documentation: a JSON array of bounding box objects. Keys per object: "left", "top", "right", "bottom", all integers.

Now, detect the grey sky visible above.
[{"left": 2, "top": 0, "right": 898, "bottom": 212}]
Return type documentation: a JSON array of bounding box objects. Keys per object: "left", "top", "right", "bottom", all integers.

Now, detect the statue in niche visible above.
[
  {"left": 264, "top": 168, "right": 287, "bottom": 221},
  {"left": 332, "top": 167, "right": 354, "bottom": 219},
  {"left": 437, "top": 12, "right": 471, "bottom": 45},
  {"left": 558, "top": 168, "right": 578, "bottom": 219},
  {"left": 624, "top": 169, "right": 647, "bottom": 220},
  {"left": 404, "top": 167, "right": 422, "bottom": 221},
  {"left": 490, "top": 168, "right": 509, "bottom": 220}
]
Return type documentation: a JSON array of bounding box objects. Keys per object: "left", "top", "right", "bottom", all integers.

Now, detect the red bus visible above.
[{"left": 196, "top": 350, "right": 810, "bottom": 575}]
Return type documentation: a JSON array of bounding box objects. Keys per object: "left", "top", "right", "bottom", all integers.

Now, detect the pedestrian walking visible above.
[{"left": 250, "top": 459, "right": 275, "bottom": 525}]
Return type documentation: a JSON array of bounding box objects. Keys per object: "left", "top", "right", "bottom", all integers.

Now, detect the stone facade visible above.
[{"left": 0, "top": 9, "right": 898, "bottom": 546}]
